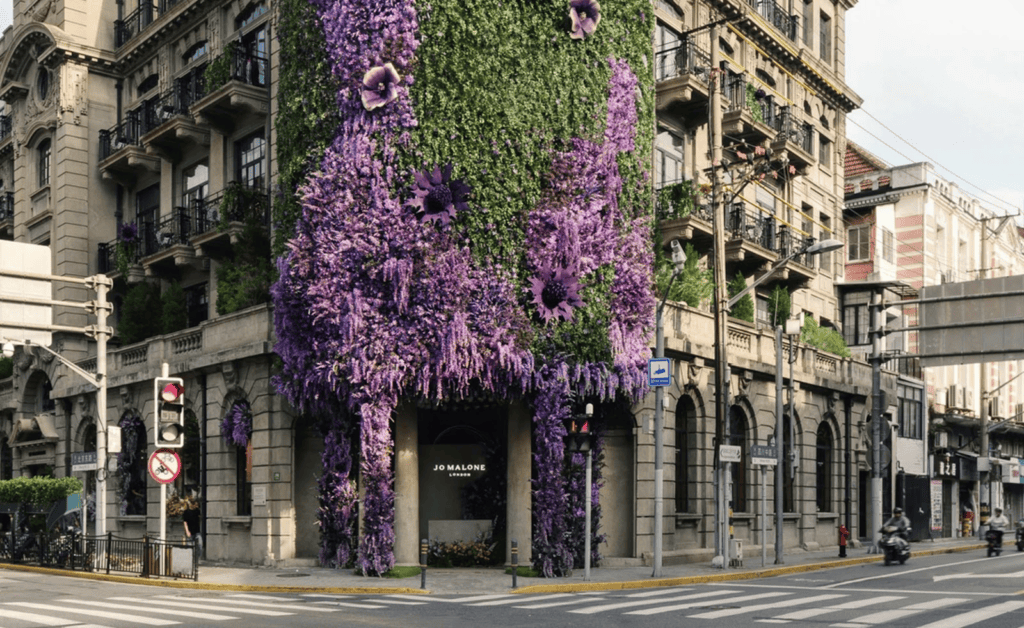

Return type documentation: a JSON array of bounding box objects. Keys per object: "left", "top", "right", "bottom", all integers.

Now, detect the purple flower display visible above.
[
  {"left": 361, "top": 63, "right": 401, "bottom": 111},
  {"left": 116, "top": 413, "right": 146, "bottom": 517},
  {"left": 276, "top": 0, "right": 652, "bottom": 576},
  {"left": 221, "top": 400, "right": 253, "bottom": 448},
  {"left": 569, "top": 0, "right": 601, "bottom": 40},
  {"left": 408, "top": 163, "right": 471, "bottom": 226},
  {"left": 118, "top": 221, "right": 139, "bottom": 244},
  {"left": 529, "top": 263, "right": 582, "bottom": 323}
]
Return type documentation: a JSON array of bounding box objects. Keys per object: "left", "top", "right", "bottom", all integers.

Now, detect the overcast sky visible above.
[{"left": 845, "top": 0, "right": 1024, "bottom": 218}]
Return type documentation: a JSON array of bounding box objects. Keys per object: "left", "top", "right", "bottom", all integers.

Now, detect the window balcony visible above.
[
  {"left": 140, "top": 87, "right": 210, "bottom": 160},
  {"left": 743, "top": 0, "right": 799, "bottom": 42},
  {"left": 656, "top": 35, "right": 712, "bottom": 123},
  {"left": 656, "top": 182, "right": 715, "bottom": 252},
  {"left": 190, "top": 45, "right": 269, "bottom": 133},
  {"left": 722, "top": 74, "right": 782, "bottom": 145},
  {"left": 137, "top": 207, "right": 199, "bottom": 275},
  {"left": 114, "top": 0, "right": 184, "bottom": 50},
  {"left": 98, "top": 115, "right": 159, "bottom": 183},
  {"left": 769, "top": 107, "right": 815, "bottom": 173},
  {"left": 188, "top": 184, "right": 270, "bottom": 258}
]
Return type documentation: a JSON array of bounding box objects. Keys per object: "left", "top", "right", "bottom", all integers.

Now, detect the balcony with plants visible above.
[
  {"left": 188, "top": 181, "right": 270, "bottom": 258},
  {"left": 137, "top": 207, "right": 198, "bottom": 274},
  {"left": 190, "top": 42, "right": 269, "bottom": 132},
  {"left": 657, "top": 180, "right": 715, "bottom": 251},
  {"left": 656, "top": 34, "right": 712, "bottom": 123},
  {"left": 138, "top": 86, "right": 210, "bottom": 160}
]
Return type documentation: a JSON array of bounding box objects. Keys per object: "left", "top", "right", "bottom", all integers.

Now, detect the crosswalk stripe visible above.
[
  {"left": 514, "top": 597, "right": 608, "bottom": 609},
  {"left": 152, "top": 595, "right": 338, "bottom": 612},
  {"left": 572, "top": 589, "right": 742, "bottom": 615},
  {"left": 374, "top": 599, "right": 430, "bottom": 605},
  {"left": 469, "top": 594, "right": 575, "bottom": 606},
  {"left": 625, "top": 591, "right": 790, "bottom": 617},
  {"left": 66, "top": 599, "right": 237, "bottom": 621},
  {"left": 625, "top": 588, "right": 692, "bottom": 598},
  {"left": 227, "top": 593, "right": 299, "bottom": 601},
  {"left": 688, "top": 593, "right": 847, "bottom": 619},
  {"left": 0, "top": 608, "right": 78, "bottom": 626},
  {"left": 311, "top": 601, "right": 389, "bottom": 609},
  {"left": 914, "top": 600, "right": 1024, "bottom": 628},
  {"left": 109, "top": 597, "right": 293, "bottom": 616},
  {"left": 774, "top": 595, "right": 905, "bottom": 620},
  {"left": 7, "top": 602, "right": 178, "bottom": 625},
  {"left": 830, "top": 598, "right": 967, "bottom": 626}
]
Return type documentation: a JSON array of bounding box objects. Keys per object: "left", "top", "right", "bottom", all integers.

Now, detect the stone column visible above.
[
  {"left": 506, "top": 401, "right": 532, "bottom": 565},
  {"left": 393, "top": 403, "right": 419, "bottom": 565}
]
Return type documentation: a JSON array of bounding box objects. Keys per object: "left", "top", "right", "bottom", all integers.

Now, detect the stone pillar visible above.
[
  {"left": 507, "top": 401, "right": 532, "bottom": 565},
  {"left": 393, "top": 403, "right": 419, "bottom": 565}
]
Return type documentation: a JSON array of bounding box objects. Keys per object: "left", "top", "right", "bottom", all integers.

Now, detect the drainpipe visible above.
[{"left": 200, "top": 371, "right": 207, "bottom": 559}]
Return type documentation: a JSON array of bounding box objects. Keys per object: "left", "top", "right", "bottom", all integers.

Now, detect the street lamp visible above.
[
  {"left": 652, "top": 239, "right": 686, "bottom": 577},
  {"left": 721, "top": 237, "right": 843, "bottom": 566}
]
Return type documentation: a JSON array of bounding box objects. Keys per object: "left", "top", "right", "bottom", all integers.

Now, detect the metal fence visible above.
[{"left": 0, "top": 529, "right": 198, "bottom": 580}]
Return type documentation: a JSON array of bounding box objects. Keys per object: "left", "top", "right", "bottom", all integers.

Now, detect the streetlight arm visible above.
[{"left": 1, "top": 337, "right": 101, "bottom": 388}]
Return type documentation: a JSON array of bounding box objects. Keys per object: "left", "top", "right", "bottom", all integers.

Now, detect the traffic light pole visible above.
[{"left": 160, "top": 362, "right": 170, "bottom": 550}]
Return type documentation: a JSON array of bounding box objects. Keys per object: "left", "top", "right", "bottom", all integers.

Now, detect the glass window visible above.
[
  {"left": 182, "top": 161, "right": 209, "bottom": 210},
  {"left": 37, "top": 139, "right": 51, "bottom": 188},
  {"left": 842, "top": 304, "right": 869, "bottom": 346},
  {"left": 183, "top": 41, "right": 208, "bottom": 64},
  {"left": 847, "top": 225, "right": 870, "bottom": 261},
  {"left": 235, "top": 131, "right": 265, "bottom": 188},
  {"left": 898, "top": 384, "right": 923, "bottom": 440},
  {"left": 237, "top": 441, "right": 253, "bottom": 516},
  {"left": 184, "top": 282, "right": 209, "bottom": 328},
  {"left": 674, "top": 396, "right": 695, "bottom": 513},
  {"left": 819, "top": 12, "right": 832, "bottom": 63},
  {"left": 136, "top": 184, "right": 160, "bottom": 256},
  {"left": 882, "top": 228, "right": 895, "bottom": 263},
  {"left": 803, "top": 0, "right": 813, "bottom": 46},
  {"left": 236, "top": 2, "right": 268, "bottom": 29},
  {"left": 816, "top": 423, "right": 833, "bottom": 512},
  {"left": 728, "top": 407, "right": 748, "bottom": 512},
  {"left": 656, "top": 24, "right": 681, "bottom": 81},
  {"left": 656, "top": 130, "right": 684, "bottom": 188},
  {"left": 818, "top": 134, "right": 831, "bottom": 167}
]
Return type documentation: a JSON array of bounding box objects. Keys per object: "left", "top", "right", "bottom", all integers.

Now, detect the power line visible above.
[{"left": 850, "top": 110, "right": 1020, "bottom": 214}]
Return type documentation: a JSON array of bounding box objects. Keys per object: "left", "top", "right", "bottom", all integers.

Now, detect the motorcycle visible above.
[
  {"left": 986, "top": 529, "right": 1005, "bottom": 557},
  {"left": 1015, "top": 520, "right": 1024, "bottom": 552},
  {"left": 878, "top": 524, "right": 911, "bottom": 566}
]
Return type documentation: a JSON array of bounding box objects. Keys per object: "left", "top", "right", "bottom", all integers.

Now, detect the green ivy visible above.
[
  {"left": 216, "top": 222, "right": 274, "bottom": 316},
  {"left": 203, "top": 42, "right": 239, "bottom": 93},
  {"left": 274, "top": 0, "right": 342, "bottom": 257},
  {"left": 656, "top": 181, "right": 697, "bottom": 220},
  {"left": 727, "top": 273, "right": 755, "bottom": 323},
  {"left": 801, "top": 314, "right": 852, "bottom": 357},
  {"left": 0, "top": 476, "right": 82, "bottom": 507}
]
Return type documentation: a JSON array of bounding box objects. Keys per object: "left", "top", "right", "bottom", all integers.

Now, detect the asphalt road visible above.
[{"left": 3, "top": 546, "right": 1024, "bottom": 627}]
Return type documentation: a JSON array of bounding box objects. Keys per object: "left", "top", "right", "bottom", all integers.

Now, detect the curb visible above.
[
  {"left": 512, "top": 543, "right": 988, "bottom": 594},
  {"left": 1, "top": 542, "right": 985, "bottom": 595}
]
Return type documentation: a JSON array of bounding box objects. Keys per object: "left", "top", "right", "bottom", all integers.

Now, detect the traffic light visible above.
[{"left": 154, "top": 377, "right": 185, "bottom": 448}]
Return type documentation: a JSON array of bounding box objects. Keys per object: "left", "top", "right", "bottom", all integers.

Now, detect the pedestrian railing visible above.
[{"left": 0, "top": 530, "right": 198, "bottom": 581}]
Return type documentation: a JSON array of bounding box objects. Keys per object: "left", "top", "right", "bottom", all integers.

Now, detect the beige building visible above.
[{"left": 0, "top": 0, "right": 907, "bottom": 568}]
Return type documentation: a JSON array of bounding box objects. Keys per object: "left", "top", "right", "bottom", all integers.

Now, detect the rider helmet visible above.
[{"left": 893, "top": 507, "right": 903, "bottom": 515}]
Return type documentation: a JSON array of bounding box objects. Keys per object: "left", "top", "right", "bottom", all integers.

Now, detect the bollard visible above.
[
  {"left": 511, "top": 539, "right": 518, "bottom": 589},
  {"left": 420, "top": 539, "right": 428, "bottom": 590}
]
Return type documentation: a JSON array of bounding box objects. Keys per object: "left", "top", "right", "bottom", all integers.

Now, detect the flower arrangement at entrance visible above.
[{"left": 275, "top": 0, "right": 653, "bottom": 577}]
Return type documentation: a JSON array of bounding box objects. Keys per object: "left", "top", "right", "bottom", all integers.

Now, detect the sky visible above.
[
  {"left": 845, "top": 0, "right": 1024, "bottom": 219},
  {"left": 0, "top": 0, "right": 1018, "bottom": 219}
]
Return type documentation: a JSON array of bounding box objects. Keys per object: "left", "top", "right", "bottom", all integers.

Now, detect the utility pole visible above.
[{"left": 869, "top": 292, "right": 884, "bottom": 552}]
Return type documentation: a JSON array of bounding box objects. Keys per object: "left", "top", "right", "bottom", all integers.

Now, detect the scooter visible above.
[
  {"left": 986, "top": 529, "right": 1004, "bottom": 557},
  {"left": 878, "top": 525, "right": 911, "bottom": 566},
  {"left": 1015, "top": 520, "right": 1024, "bottom": 552}
]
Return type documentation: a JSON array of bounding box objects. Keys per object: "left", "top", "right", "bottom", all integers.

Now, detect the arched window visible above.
[
  {"left": 37, "top": 139, "right": 51, "bottom": 188},
  {"left": 182, "top": 41, "right": 208, "bottom": 64},
  {"left": 728, "top": 406, "right": 748, "bottom": 512},
  {"left": 780, "top": 413, "right": 796, "bottom": 512},
  {"left": 236, "top": 2, "right": 268, "bottom": 29},
  {"left": 674, "top": 396, "right": 697, "bottom": 513},
  {"left": 816, "top": 422, "right": 834, "bottom": 512}
]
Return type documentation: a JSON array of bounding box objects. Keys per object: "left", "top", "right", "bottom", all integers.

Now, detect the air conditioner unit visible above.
[
  {"left": 935, "top": 431, "right": 949, "bottom": 449},
  {"left": 966, "top": 389, "right": 973, "bottom": 409},
  {"left": 1015, "top": 403, "right": 1024, "bottom": 422},
  {"left": 948, "top": 385, "right": 959, "bottom": 409},
  {"left": 935, "top": 388, "right": 947, "bottom": 406},
  {"left": 989, "top": 396, "right": 1002, "bottom": 418}
]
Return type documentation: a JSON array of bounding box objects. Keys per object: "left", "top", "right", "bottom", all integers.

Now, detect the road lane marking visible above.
[
  {"left": 830, "top": 597, "right": 967, "bottom": 625},
  {"left": 67, "top": 600, "right": 237, "bottom": 621},
  {"left": 914, "top": 600, "right": 1024, "bottom": 628},
  {"left": 311, "top": 601, "right": 388, "bottom": 609},
  {"left": 467, "top": 593, "right": 575, "bottom": 606},
  {"left": 773, "top": 595, "right": 905, "bottom": 620},
  {"left": 151, "top": 595, "right": 337, "bottom": 612},
  {"left": 514, "top": 597, "right": 608, "bottom": 609},
  {"left": 687, "top": 594, "right": 847, "bottom": 620},
  {"left": 373, "top": 599, "right": 430, "bottom": 605},
  {"left": 0, "top": 608, "right": 78, "bottom": 626},
  {"left": 109, "top": 597, "right": 293, "bottom": 616},
  {"left": 7, "top": 602, "right": 178, "bottom": 625},
  {"left": 570, "top": 589, "right": 742, "bottom": 615},
  {"left": 616, "top": 591, "right": 783, "bottom": 616},
  {"left": 625, "top": 588, "right": 692, "bottom": 597},
  {"left": 824, "top": 554, "right": 1024, "bottom": 588}
]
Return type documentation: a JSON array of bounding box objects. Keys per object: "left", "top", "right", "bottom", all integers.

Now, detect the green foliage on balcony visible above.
[
  {"left": 656, "top": 181, "right": 697, "bottom": 220},
  {"left": 728, "top": 273, "right": 755, "bottom": 323},
  {"left": 161, "top": 281, "right": 188, "bottom": 335},
  {"left": 767, "top": 285, "right": 791, "bottom": 327},
  {"left": 218, "top": 180, "right": 268, "bottom": 229},
  {"left": 118, "top": 281, "right": 192, "bottom": 345},
  {"left": 746, "top": 83, "right": 765, "bottom": 126},
  {"left": 216, "top": 221, "right": 274, "bottom": 316},
  {"left": 801, "top": 314, "right": 852, "bottom": 358},
  {"left": 203, "top": 41, "right": 240, "bottom": 94},
  {"left": 655, "top": 241, "right": 713, "bottom": 308}
]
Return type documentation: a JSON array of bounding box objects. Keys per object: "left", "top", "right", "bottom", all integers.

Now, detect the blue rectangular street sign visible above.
[{"left": 648, "top": 358, "right": 671, "bottom": 387}]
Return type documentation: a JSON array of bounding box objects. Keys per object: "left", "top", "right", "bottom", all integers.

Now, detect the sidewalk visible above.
[{"left": 5, "top": 536, "right": 979, "bottom": 595}]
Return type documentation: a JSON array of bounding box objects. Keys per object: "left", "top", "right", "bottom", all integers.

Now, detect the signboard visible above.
[
  {"left": 930, "top": 480, "right": 943, "bottom": 531},
  {"left": 0, "top": 241, "right": 53, "bottom": 346},
  {"left": 71, "top": 451, "right": 98, "bottom": 472},
  {"left": 253, "top": 485, "right": 267, "bottom": 506},
  {"left": 148, "top": 448, "right": 182, "bottom": 484},
  {"left": 719, "top": 444, "right": 741, "bottom": 462},
  {"left": 750, "top": 444, "right": 777, "bottom": 466},
  {"left": 1003, "top": 458, "right": 1022, "bottom": 484},
  {"left": 919, "top": 276, "right": 1024, "bottom": 367},
  {"left": 648, "top": 358, "right": 671, "bottom": 387}
]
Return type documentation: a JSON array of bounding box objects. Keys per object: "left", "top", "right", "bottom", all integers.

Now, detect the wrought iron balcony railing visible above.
[
  {"left": 144, "top": 87, "right": 189, "bottom": 129},
  {"left": 655, "top": 35, "right": 711, "bottom": 82},
  {"left": 745, "top": 0, "right": 799, "bottom": 41},
  {"left": 98, "top": 108, "right": 147, "bottom": 161},
  {"left": 113, "top": 0, "right": 183, "bottom": 49},
  {"left": 0, "top": 192, "right": 13, "bottom": 221}
]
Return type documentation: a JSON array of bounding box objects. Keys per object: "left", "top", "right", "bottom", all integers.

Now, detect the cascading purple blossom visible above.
[
  {"left": 221, "top": 400, "right": 253, "bottom": 448},
  {"left": 317, "top": 411, "right": 358, "bottom": 568}
]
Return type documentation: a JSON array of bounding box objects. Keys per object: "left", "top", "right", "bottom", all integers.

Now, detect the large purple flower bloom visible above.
[
  {"left": 361, "top": 63, "right": 401, "bottom": 111},
  {"left": 569, "top": 0, "right": 601, "bottom": 40},
  {"left": 119, "top": 221, "right": 139, "bottom": 244},
  {"left": 407, "top": 163, "right": 471, "bottom": 226},
  {"left": 529, "top": 264, "right": 583, "bottom": 323}
]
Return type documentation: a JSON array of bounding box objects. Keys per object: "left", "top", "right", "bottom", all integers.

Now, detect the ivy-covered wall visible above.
[{"left": 274, "top": 0, "right": 654, "bottom": 577}]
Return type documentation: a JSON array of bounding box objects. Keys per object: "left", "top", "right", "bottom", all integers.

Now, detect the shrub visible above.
[
  {"left": 727, "top": 274, "right": 755, "bottom": 323},
  {"left": 118, "top": 282, "right": 162, "bottom": 345},
  {"left": 161, "top": 281, "right": 188, "bottom": 334},
  {"left": 767, "top": 285, "right": 791, "bottom": 327},
  {"left": 217, "top": 222, "right": 274, "bottom": 315},
  {"left": 427, "top": 533, "right": 495, "bottom": 568},
  {"left": 801, "top": 314, "right": 851, "bottom": 357}
]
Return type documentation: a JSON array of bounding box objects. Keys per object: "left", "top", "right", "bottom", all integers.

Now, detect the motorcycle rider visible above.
[
  {"left": 989, "top": 507, "right": 1010, "bottom": 548},
  {"left": 884, "top": 507, "right": 911, "bottom": 541}
]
